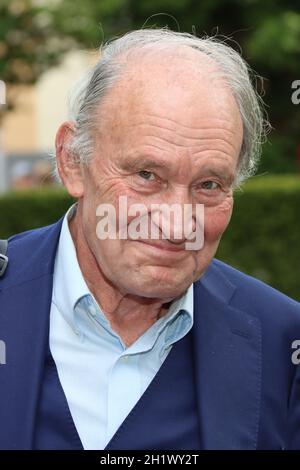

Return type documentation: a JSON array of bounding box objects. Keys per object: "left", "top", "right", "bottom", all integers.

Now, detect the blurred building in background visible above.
[{"left": 0, "top": 50, "right": 94, "bottom": 192}]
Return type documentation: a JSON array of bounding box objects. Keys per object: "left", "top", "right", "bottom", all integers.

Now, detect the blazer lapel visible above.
[
  {"left": 193, "top": 265, "right": 262, "bottom": 449},
  {"left": 0, "top": 219, "right": 63, "bottom": 449}
]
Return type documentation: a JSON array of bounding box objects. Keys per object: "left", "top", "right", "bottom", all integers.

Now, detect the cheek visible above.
[{"left": 204, "top": 198, "right": 233, "bottom": 243}]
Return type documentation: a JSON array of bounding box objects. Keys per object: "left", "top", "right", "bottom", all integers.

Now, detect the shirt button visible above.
[
  {"left": 122, "top": 355, "right": 129, "bottom": 361},
  {"left": 90, "top": 307, "right": 97, "bottom": 317}
]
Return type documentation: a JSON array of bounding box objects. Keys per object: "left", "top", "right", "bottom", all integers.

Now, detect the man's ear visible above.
[{"left": 55, "top": 121, "right": 84, "bottom": 198}]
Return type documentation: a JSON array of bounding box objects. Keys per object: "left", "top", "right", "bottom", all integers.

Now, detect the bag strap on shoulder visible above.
[{"left": 0, "top": 239, "right": 8, "bottom": 277}]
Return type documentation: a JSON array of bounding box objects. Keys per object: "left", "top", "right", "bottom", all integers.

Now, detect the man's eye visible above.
[
  {"left": 201, "top": 180, "right": 220, "bottom": 190},
  {"left": 138, "top": 170, "right": 156, "bottom": 181}
]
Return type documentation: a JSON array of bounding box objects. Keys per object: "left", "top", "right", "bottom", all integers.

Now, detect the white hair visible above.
[{"left": 58, "top": 28, "right": 270, "bottom": 185}]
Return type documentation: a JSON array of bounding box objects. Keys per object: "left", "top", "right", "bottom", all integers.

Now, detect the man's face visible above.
[{"left": 76, "top": 52, "right": 243, "bottom": 300}]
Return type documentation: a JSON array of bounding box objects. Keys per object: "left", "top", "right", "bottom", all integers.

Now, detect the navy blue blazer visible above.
[{"left": 0, "top": 217, "right": 300, "bottom": 450}]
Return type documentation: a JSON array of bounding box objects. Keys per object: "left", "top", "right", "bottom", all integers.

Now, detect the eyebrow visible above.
[
  {"left": 197, "top": 167, "right": 235, "bottom": 186},
  {"left": 120, "top": 157, "right": 168, "bottom": 172},
  {"left": 120, "top": 156, "right": 235, "bottom": 185}
]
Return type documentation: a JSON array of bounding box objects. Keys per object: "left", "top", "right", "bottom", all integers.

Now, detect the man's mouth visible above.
[{"left": 137, "top": 239, "right": 187, "bottom": 253}]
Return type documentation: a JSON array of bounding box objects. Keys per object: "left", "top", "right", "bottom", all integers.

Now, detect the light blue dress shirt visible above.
[{"left": 49, "top": 204, "right": 194, "bottom": 450}]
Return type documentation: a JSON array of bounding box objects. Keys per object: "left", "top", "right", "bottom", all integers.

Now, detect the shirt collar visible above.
[
  {"left": 53, "top": 203, "right": 194, "bottom": 341},
  {"left": 52, "top": 203, "right": 91, "bottom": 333}
]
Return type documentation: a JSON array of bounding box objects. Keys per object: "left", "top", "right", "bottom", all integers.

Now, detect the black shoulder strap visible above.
[{"left": 0, "top": 239, "right": 8, "bottom": 277}]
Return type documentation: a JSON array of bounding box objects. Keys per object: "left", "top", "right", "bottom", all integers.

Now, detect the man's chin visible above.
[{"left": 128, "top": 272, "right": 192, "bottom": 300}]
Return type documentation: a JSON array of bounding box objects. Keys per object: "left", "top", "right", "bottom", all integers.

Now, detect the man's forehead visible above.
[
  {"left": 112, "top": 45, "right": 223, "bottom": 95},
  {"left": 93, "top": 45, "right": 243, "bottom": 146},
  {"left": 101, "top": 56, "right": 235, "bottom": 116}
]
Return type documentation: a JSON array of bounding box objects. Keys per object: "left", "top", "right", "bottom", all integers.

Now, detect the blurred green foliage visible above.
[
  {"left": 218, "top": 174, "right": 300, "bottom": 301},
  {"left": 0, "top": 175, "right": 299, "bottom": 301},
  {"left": 0, "top": 0, "right": 75, "bottom": 86}
]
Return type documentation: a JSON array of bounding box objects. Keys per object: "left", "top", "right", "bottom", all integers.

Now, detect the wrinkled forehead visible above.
[
  {"left": 106, "top": 43, "right": 227, "bottom": 99},
  {"left": 95, "top": 44, "right": 243, "bottom": 139}
]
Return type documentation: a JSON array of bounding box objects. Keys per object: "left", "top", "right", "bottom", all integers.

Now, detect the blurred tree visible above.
[
  {"left": 0, "top": 0, "right": 76, "bottom": 118},
  {"left": 245, "top": 2, "right": 300, "bottom": 173},
  {"left": 48, "top": 0, "right": 130, "bottom": 47},
  {"left": 0, "top": 0, "right": 131, "bottom": 116},
  {"left": 0, "top": 0, "right": 72, "bottom": 85}
]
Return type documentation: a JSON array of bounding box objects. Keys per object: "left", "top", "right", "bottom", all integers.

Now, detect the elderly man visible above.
[{"left": 0, "top": 29, "right": 300, "bottom": 451}]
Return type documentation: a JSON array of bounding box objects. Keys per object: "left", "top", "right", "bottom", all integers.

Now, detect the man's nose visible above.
[{"left": 155, "top": 188, "right": 197, "bottom": 243}]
